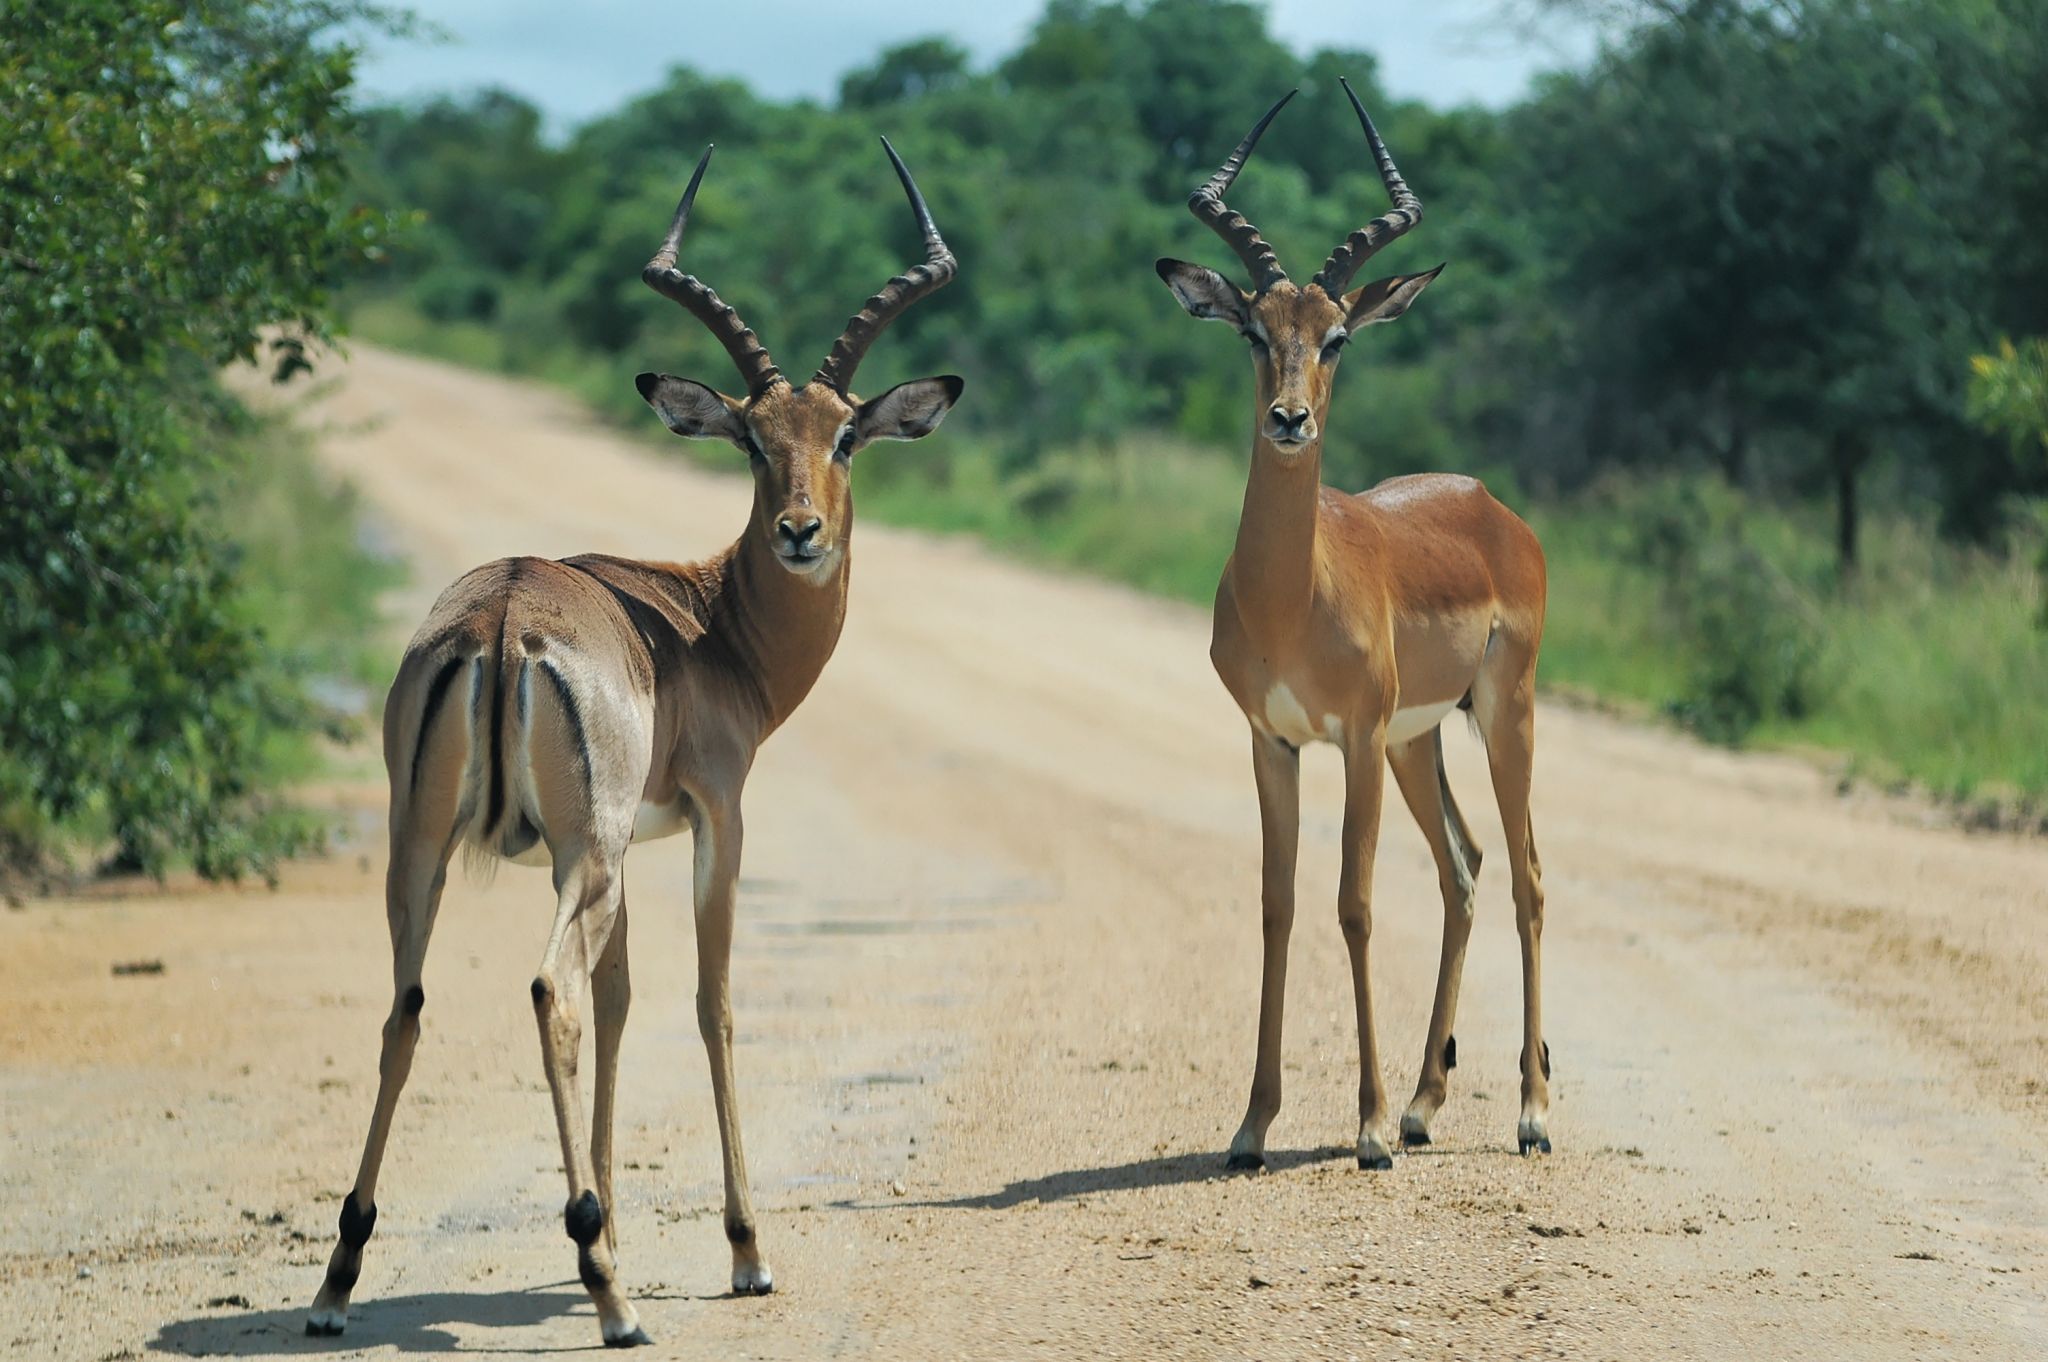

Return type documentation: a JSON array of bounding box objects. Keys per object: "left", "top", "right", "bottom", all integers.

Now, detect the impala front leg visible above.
[
  {"left": 691, "top": 799, "right": 773, "bottom": 1294},
  {"left": 1228, "top": 728, "right": 1301, "bottom": 1170},
  {"left": 1340, "top": 723, "right": 1394, "bottom": 1169}
]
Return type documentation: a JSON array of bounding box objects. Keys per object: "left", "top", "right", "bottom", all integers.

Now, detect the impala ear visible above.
[
  {"left": 854, "top": 375, "right": 965, "bottom": 447},
  {"left": 1343, "top": 263, "right": 1445, "bottom": 329},
  {"left": 1155, "top": 258, "right": 1250, "bottom": 327},
  {"left": 635, "top": 372, "right": 747, "bottom": 445}
]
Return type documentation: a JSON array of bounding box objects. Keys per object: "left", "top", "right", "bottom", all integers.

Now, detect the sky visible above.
[{"left": 355, "top": 1, "right": 1605, "bottom": 131}]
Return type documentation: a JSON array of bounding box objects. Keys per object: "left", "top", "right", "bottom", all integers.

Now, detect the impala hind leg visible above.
[
  {"left": 692, "top": 799, "right": 773, "bottom": 1294},
  {"left": 1475, "top": 661, "right": 1550, "bottom": 1155},
  {"left": 590, "top": 893, "right": 631, "bottom": 1263},
  {"left": 533, "top": 855, "right": 649, "bottom": 1347},
  {"left": 1388, "top": 728, "right": 1482, "bottom": 1148},
  {"left": 1339, "top": 725, "right": 1395, "bottom": 1170},
  {"left": 306, "top": 832, "right": 453, "bottom": 1336},
  {"left": 1227, "top": 730, "right": 1301, "bottom": 1171}
]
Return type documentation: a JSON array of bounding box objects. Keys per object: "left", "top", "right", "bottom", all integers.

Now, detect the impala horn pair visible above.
[
  {"left": 1189, "top": 78, "right": 1423, "bottom": 295},
  {"left": 640, "top": 78, "right": 1410, "bottom": 389},
  {"left": 642, "top": 137, "right": 956, "bottom": 396}
]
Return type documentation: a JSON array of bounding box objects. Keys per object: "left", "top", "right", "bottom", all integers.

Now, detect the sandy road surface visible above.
[{"left": 5, "top": 345, "right": 2047, "bottom": 1360}]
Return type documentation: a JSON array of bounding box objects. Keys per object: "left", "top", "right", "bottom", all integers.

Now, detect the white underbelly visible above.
[
  {"left": 631, "top": 798, "right": 692, "bottom": 844},
  {"left": 1257, "top": 682, "right": 1459, "bottom": 749},
  {"left": 1386, "top": 699, "right": 1457, "bottom": 745},
  {"left": 493, "top": 798, "right": 689, "bottom": 868},
  {"left": 1261, "top": 683, "right": 1341, "bottom": 746}
]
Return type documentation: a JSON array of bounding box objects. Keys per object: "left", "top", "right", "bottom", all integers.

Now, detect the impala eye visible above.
[
  {"left": 740, "top": 432, "right": 765, "bottom": 463},
  {"left": 1321, "top": 333, "right": 1349, "bottom": 362},
  {"left": 833, "top": 428, "right": 856, "bottom": 461},
  {"left": 1244, "top": 330, "right": 1269, "bottom": 353}
]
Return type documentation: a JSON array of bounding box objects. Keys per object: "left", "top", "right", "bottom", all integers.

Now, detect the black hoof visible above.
[
  {"left": 1400, "top": 1128, "right": 1432, "bottom": 1148},
  {"left": 1224, "top": 1151, "right": 1266, "bottom": 1171},
  {"left": 604, "top": 1326, "right": 654, "bottom": 1348},
  {"left": 304, "top": 1321, "right": 344, "bottom": 1338},
  {"left": 1358, "top": 1152, "right": 1394, "bottom": 1171},
  {"left": 1518, "top": 1136, "right": 1553, "bottom": 1156}
]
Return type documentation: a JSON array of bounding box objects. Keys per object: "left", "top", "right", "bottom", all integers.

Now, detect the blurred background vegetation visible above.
[
  {"left": 345, "top": 0, "right": 2048, "bottom": 798},
  {"left": 5, "top": 0, "right": 2047, "bottom": 886}
]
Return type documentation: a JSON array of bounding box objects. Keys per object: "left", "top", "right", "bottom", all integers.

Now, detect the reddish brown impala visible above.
[
  {"left": 1154, "top": 83, "right": 1552, "bottom": 1171},
  {"left": 306, "top": 140, "right": 963, "bottom": 1347}
]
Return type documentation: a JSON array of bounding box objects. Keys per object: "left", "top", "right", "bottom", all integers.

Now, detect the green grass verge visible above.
[{"left": 216, "top": 405, "right": 403, "bottom": 786}]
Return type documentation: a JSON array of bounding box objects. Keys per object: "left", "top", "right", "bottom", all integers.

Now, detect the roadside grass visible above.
[
  {"left": 347, "top": 298, "right": 2048, "bottom": 806},
  {"left": 216, "top": 408, "right": 402, "bottom": 786}
]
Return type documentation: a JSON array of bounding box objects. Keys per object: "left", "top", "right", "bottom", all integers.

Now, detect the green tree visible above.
[
  {"left": 840, "top": 38, "right": 972, "bottom": 108},
  {"left": 0, "top": 0, "right": 394, "bottom": 880}
]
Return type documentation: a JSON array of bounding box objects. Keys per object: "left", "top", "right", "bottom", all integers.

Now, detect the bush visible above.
[
  {"left": 0, "top": 0, "right": 394, "bottom": 884},
  {"left": 412, "top": 264, "right": 502, "bottom": 323},
  {"left": 1611, "top": 477, "right": 1832, "bottom": 744}
]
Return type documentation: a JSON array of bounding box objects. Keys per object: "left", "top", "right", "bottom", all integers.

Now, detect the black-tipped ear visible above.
[
  {"left": 1343, "top": 263, "right": 1445, "bottom": 329},
  {"left": 854, "top": 375, "right": 965, "bottom": 446},
  {"left": 1156, "top": 258, "right": 1251, "bottom": 326},
  {"left": 635, "top": 372, "right": 747, "bottom": 444}
]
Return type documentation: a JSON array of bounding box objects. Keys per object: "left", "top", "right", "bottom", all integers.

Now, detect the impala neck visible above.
[
  {"left": 1230, "top": 434, "right": 1322, "bottom": 637},
  {"left": 722, "top": 519, "right": 851, "bottom": 731}
]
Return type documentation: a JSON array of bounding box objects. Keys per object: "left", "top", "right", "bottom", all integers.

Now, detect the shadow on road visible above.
[
  {"left": 153, "top": 1283, "right": 589, "bottom": 1356},
  {"left": 882, "top": 1144, "right": 1362, "bottom": 1211}
]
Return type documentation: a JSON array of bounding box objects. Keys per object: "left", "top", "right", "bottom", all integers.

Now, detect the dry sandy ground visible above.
[{"left": 5, "top": 346, "right": 2046, "bottom": 1361}]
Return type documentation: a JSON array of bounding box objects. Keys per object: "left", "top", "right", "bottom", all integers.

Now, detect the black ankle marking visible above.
[
  {"left": 1542, "top": 1040, "right": 1552, "bottom": 1079},
  {"left": 404, "top": 984, "right": 425, "bottom": 1016},
  {"left": 577, "top": 1246, "right": 612, "bottom": 1293},
  {"left": 565, "top": 1190, "right": 605, "bottom": 1246},
  {"left": 337, "top": 1194, "right": 377, "bottom": 1250},
  {"left": 1443, "top": 1034, "right": 1457, "bottom": 1070},
  {"left": 531, "top": 977, "right": 549, "bottom": 1007},
  {"left": 325, "top": 1260, "right": 361, "bottom": 1294},
  {"left": 724, "top": 1218, "right": 754, "bottom": 1249}
]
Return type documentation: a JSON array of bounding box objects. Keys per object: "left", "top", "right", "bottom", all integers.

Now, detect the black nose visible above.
[
  {"left": 1268, "top": 405, "right": 1309, "bottom": 436},
  {"left": 777, "top": 513, "right": 822, "bottom": 552}
]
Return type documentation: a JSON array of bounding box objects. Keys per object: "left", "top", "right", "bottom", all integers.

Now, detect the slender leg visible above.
[
  {"left": 533, "top": 855, "right": 649, "bottom": 1346},
  {"left": 692, "top": 800, "right": 773, "bottom": 1294},
  {"left": 1388, "top": 729, "right": 1483, "bottom": 1147},
  {"left": 590, "top": 892, "right": 632, "bottom": 1261},
  {"left": 305, "top": 833, "right": 452, "bottom": 1337},
  {"left": 1480, "top": 672, "right": 1551, "bottom": 1154},
  {"left": 1227, "top": 728, "right": 1301, "bottom": 1170},
  {"left": 1339, "top": 722, "right": 1394, "bottom": 1169}
]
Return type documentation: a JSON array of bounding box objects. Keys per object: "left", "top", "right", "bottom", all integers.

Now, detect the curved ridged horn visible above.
[
  {"left": 1187, "top": 89, "right": 1296, "bottom": 293},
  {"left": 1313, "top": 78, "right": 1424, "bottom": 296},
  {"left": 813, "top": 137, "right": 957, "bottom": 394},
  {"left": 642, "top": 145, "right": 784, "bottom": 395}
]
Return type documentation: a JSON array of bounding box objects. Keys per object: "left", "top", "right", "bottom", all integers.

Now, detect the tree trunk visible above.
[{"left": 1829, "top": 430, "right": 1868, "bottom": 578}]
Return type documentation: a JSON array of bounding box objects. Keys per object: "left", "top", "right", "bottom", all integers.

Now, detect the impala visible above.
[
  {"left": 306, "top": 139, "right": 962, "bottom": 1347},
  {"left": 1155, "top": 83, "right": 1551, "bottom": 1171}
]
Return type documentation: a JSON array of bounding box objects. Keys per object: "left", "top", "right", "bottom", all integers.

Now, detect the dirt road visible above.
[{"left": 5, "top": 345, "right": 2046, "bottom": 1360}]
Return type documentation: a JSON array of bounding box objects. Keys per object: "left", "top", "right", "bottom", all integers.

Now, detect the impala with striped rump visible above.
[
  {"left": 1154, "top": 82, "right": 1553, "bottom": 1171},
  {"left": 306, "top": 138, "right": 962, "bottom": 1348}
]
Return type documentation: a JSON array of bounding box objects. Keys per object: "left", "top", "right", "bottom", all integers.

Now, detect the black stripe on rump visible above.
[
  {"left": 538, "top": 657, "right": 594, "bottom": 787},
  {"left": 409, "top": 656, "right": 467, "bottom": 800},
  {"left": 485, "top": 599, "right": 513, "bottom": 836}
]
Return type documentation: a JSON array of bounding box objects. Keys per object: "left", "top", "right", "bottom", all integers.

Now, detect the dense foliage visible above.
[
  {"left": 0, "top": 0, "right": 393, "bottom": 881},
  {"left": 350, "top": 0, "right": 2048, "bottom": 546}
]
